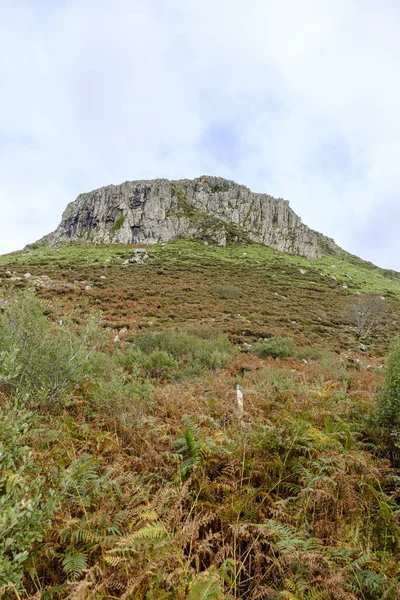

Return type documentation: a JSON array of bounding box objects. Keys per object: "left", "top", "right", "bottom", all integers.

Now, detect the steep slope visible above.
[{"left": 38, "top": 176, "right": 337, "bottom": 259}]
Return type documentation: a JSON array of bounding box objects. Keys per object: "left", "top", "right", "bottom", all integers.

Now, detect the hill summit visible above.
[{"left": 39, "top": 176, "right": 337, "bottom": 259}]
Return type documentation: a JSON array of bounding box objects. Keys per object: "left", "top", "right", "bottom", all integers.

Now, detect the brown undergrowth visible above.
[
  {"left": 1, "top": 242, "right": 400, "bottom": 599},
  {"left": 1, "top": 345, "right": 399, "bottom": 599}
]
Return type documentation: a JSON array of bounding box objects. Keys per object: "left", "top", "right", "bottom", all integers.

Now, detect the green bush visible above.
[
  {"left": 252, "top": 337, "right": 296, "bottom": 359},
  {"left": 210, "top": 282, "right": 241, "bottom": 299},
  {"left": 378, "top": 337, "right": 400, "bottom": 440},
  {"left": 296, "top": 346, "right": 322, "bottom": 361},
  {"left": 140, "top": 350, "right": 178, "bottom": 380},
  {"left": 123, "top": 329, "right": 234, "bottom": 380},
  {"left": 317, "top": 351, "right": 353, "bottom": 386},
  {"left": 0, "top": 292, "right": 106, "bottom": 405},
  {"left": 111, "top": 212, "right": 125, "bottom": 235}
]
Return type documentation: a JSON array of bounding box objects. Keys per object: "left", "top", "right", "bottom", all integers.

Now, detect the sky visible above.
[{"left": 1, "top": 0, "right": 400, "bottom": 269}]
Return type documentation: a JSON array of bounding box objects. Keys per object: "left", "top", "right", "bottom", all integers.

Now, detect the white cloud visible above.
[{"left": 1, "top": 0, "right": 400, "bottom": 268}]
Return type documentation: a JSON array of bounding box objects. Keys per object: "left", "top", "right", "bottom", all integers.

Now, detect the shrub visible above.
[
  {"left": 252, "top": 337, "right": 295, "bottom": 359},
  {"left": 296, "top": 346, "right": 322, "bottom": 361},
  {"left": 111, "top": 212, "right": 125, "bottom": 235},
  {"left": 185, "top": 324, "right": 221, "bottom": 340},
  {"left": 0, "top": 292, "right": 106, "bottom": 405},
  {"left": 123, "top": 329, "right": 234, "bottom": 380},
  {"left": 210, "top": 283, "right": 241, "bottom": 299},
  {"left": 140, "top": 350, "right": 178, "bottom": 380},
  {"left": 378, "top": 337, "right": 400, "bottom": 443}
]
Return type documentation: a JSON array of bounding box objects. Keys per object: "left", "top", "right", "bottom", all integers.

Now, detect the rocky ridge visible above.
[{"left": 38, "top": 176, "right": 338, "bottom": 258}]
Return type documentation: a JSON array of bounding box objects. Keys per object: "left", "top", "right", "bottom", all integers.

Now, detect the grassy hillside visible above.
[
  {"left": 2, "top": 239, "right": 400, "bottom": 352},
  {"left": 1, "top": 240, "right": 400, "bottom": 599}
]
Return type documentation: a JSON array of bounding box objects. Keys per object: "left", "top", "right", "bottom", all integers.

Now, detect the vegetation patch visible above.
[
  {"left": 170, "top": 183, "right": 196, "bottom": 218},
  {"left": 111, "top": 212, "right": 125, "bottom": 236},
  {"left": 0, "top": 288, "right": 399, "bottom": 597},
  {"left": 169, "top": 185, "right": 250, "bottom": 244},
  {"left": 251, "top": 336, "right": 296, "bottom": 358},
  {"left": 121, "top": 328, "right": 234, "bottom": 380},
  {"left": 211, "top": 181, "right": 230, "bottom": 193},
  {"left": 210, "top": 282, "right": 242, "bottom": 299},
  {"left": 0, "top": 291, "right": 107, "bottom": 405}
]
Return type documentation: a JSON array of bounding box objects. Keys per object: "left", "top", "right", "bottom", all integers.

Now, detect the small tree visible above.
[{"left": 347, "top": 293, "right": 386, "bottom": 339}]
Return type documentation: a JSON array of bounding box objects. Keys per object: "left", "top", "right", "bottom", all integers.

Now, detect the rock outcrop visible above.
[{"left": 38, "top": 176, "right": 337, "bottom": 258}]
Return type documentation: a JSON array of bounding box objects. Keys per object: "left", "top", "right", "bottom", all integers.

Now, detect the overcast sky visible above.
[{"left": 1, "top": 0, "right": 400, "bottom": 269}]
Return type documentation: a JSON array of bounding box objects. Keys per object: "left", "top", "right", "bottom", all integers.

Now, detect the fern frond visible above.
[
  {"left": 129, "top": 522, "right": 170, "bottom": 542},
  {"left": 62, "top": 551, "right": 88, "bottom": 578},
  {"left": 104, "top": 554, "right": 127, "bottom": 567},
  {"left": 187, "top": 570, "right": 223, "bottom": 600},
  {"left": 138, "top": 508, "right": 158, "bottom": 522},
  {"left": 70, "top": 528, "right": 98, "bottom": 545}
]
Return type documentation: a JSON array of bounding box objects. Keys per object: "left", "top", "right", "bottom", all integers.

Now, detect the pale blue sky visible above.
[{"left": 1, "top": 0, "right": 400, "bottom": 268}]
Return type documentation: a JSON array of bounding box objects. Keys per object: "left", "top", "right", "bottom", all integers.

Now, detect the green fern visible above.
[
  {"left": 62, "top": 551, "right": 87, "bottom": 578},
  {"left": 129, "top": 522, "right": 170, "bottom": 542},
  {"left": 187, "top": 571, "right": 224, "bottom": 600},
  {"left": 174, "top": 420, "right": 202, "bottom": 477}
]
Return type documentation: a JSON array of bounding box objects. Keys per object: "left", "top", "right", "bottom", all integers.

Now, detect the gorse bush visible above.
[
  {"left": 133, "top": 329, "right": 232, "bottom": 363},
  {"left": 0, "top": 292, "right": 106, "bottom": 405}
]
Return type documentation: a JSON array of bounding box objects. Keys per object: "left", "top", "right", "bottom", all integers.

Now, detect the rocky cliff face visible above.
[{"left": 39, "top": 176, "right": 336, "bottom": 259}]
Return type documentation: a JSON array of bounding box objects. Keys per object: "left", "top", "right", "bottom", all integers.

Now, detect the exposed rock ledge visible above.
[{"left": 38, "top": 176, "right": 337, "bottom": 259}]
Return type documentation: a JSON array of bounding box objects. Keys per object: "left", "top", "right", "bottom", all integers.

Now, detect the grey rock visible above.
[
  {"left": 38, "top": 176, "right": 339, "bottom": 259},
  {"left": 123, "top": 248, "right": 150, "bottom": 264}
]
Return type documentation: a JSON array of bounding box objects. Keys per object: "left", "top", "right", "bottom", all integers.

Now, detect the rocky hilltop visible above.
[{"left": 39, "top": 176, "right": 337, "bottom": 258}]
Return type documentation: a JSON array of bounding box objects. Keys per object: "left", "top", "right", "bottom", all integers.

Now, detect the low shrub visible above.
[
  {"left": 297, "top": 346, "right": 322, "bottom": 360},
  {"left": 317, "top": 350, "right": 352, "bottom": 386}
]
